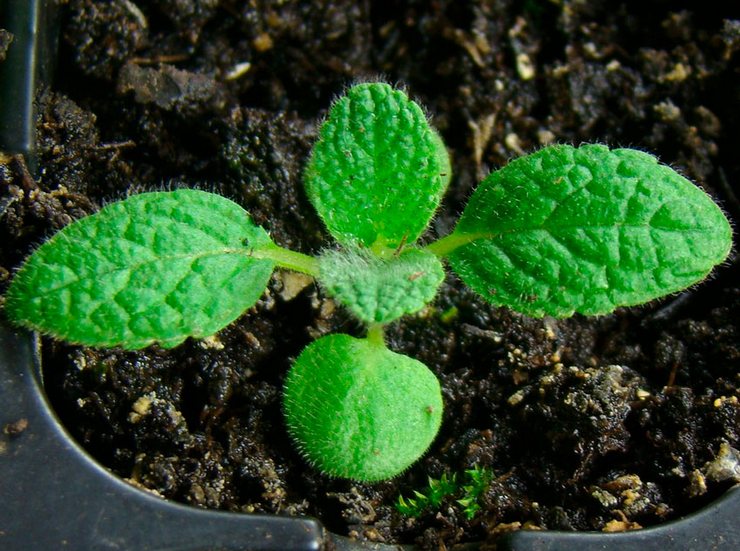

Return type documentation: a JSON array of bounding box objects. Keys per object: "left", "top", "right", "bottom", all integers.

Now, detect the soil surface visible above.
[{"left": 1, "top": 1, "right": 739, "bottom": 549}]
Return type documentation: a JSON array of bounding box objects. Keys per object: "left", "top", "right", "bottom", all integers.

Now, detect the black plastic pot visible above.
[
  {"left": 1, "top": 2, "right": 738, "bottom": 550},
  {"left": 0, "top": 0, "right": 57, "bottom": 165},
  {"left": 1, "top": 326, "right": 738, "bottom": 551},
  {"left": 0, "top": 325, "right": 330, "bottom": 550}
]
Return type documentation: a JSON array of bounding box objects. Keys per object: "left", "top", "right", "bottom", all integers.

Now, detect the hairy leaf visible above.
[
  {"left": 305, "top": 82, "right": 450, "bottom": 249},
  {"left": 284, "top": 334, "right": 443, "bottom": 481},
  {"left": 447, "top": 144, "right": 732, "bottom": 316},
  {"left": 318, "top": 247, "right": 445, "bottom": 323},
  {"left": 5, "top": 189, "right": 275, "bottom": 349}
]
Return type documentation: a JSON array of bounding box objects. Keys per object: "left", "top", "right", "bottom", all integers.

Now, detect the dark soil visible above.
[{"left": 1, "top": 1, "right": 739, "bottom": 549}]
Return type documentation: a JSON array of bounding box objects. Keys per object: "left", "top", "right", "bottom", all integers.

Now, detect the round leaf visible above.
[
  {"left": 283, "top": 334, "right": 443, "bottom": 481},
  {"left": 5, "top": 189, "right": 276, "bottom": 349},
  {"left": 448, "top": 144, "right": 733, "bottom": 317},
  {"left": 305, "top": 82, "right": 451, "bottom": 248}
]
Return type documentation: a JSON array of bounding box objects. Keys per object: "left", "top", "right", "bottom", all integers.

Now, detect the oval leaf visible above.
[
  {"left": 305, "top": 82, "right": 450, "bottom": 249},
  {"left": 318, "top": 247, "right": 445, "bottom": 324},
  {"left": 284, "top": 334, "right": 443, "bottom": 481},
  {"left": 5, "top": 189, "right": 276, "bottom": 349},
  {"left": 448, "top": 144, "right": 732, "bottom": 317}
]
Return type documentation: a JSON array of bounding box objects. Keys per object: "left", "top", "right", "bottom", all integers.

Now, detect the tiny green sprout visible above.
[
  {"left": 457, "top": 465, "right": 494, "bottom": 520},
  {"left": 395, "top": 473, "right": 459, "bottom": 517},
  {"left": 396, "top": 466, "right": 493, "bottom": 520},
  {"left": 4, "top": 82, "right": 733, "bottom": 483}
]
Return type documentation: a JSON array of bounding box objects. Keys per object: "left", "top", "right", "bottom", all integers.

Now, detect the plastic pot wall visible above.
[{"left": 1, "top": 325, "right": 738, "bottom": 550}]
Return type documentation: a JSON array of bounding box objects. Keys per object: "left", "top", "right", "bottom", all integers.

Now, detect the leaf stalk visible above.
[{"left": 254, "top": 244, "right": 320, "bottom": 276}]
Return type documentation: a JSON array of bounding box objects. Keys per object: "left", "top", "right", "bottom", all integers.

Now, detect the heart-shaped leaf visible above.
[
  {"left": 319, "top": 247, "right": 445, "bottom": 323},
  {"left": 5, "top": 189, "right": 276, "bottom": 349},
  {"left": 305, "top": 82, "right": 450, "bottom": 249},
  {"left": 446, "top": 144, "right": 732, "bottom": 317}
]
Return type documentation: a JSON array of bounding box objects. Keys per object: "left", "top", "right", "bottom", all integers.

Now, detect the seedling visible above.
[
  {"left": 4, "top": 83, "right": 733, "bottom": 482},
  {"left": 396, "top": 472, "right": 460, "bottom": 518},
  {"left": 396, "top": 466, "right": 494, "bottom": 520}
]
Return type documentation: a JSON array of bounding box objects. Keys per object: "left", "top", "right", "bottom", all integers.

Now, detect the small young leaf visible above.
[
  {"left": 396, "top": 495, "right": 423, "bottom": 517},
  {"left": 395, "top": 473, "right": 459, "bottom": 517},
  {"left": 318, "top": 247, "right": 445, "bottom": 324},
  {"left": 447, "top": 144, "right": 733, "bottom": 317},
  {"left": 426, "top": 473, "right": 459, "bottom": 507},
  {"left": 283, "top": 334, "right": 443, "bottom": 481},
  {"left": 5, "top": 189, "right": 276, "bottom": 349},
  {"left": 305, "top": 82, "right": 451, "bottom": 249}
]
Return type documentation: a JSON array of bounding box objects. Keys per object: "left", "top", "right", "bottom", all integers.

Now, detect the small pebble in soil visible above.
[
  {"left": 117, "top": 62, "right": 222, "bottom": 112},
  {"left": 0, "top": 28, "right": 13, "bottom": 61},
  {"left": 703, "top": 442, "right": 740, "bottom": 483},
  {"left": 3, "top": 418, "right": 29, "bottom": 437}
]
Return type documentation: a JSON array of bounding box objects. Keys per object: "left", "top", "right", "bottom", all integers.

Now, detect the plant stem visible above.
[
  {"left": 366, "top": 323, "right": 386, "bottom": 346},
  {"left": 254, "top": 244, "right": 320, "bottom": 276},
  {"left": 424, "top": 232, "right": 485, "bottom": 258}
]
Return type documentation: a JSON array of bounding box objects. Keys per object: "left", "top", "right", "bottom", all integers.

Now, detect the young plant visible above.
[
  {"left": 4, "top": 83, "right": 733, "bottom": 483},
  {"left": 456, "top": 465, "right": 494, "bottom": 520},
  {"left": 396, "top": 466, "right": 493, "bottom": 520},
  {"left": 396, "top": 472, "right": 460, "bottom": 518}
]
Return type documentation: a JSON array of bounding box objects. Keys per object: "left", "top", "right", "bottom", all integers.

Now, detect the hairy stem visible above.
[
  {"left": 366, "top": 323, "right": 386, "bottom": 346},
  {"left": 254, "top": 244, "right": 320, "bottom": 276},
  {"left": 424, "top": 232, "right": 485, "bottom": 258}
]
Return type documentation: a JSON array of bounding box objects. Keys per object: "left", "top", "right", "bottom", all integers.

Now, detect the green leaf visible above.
[
  {"left": 318, "top": 247, "right": 445, "bottom": 324},
  {"left": 395, "top": 473, "right": 459, "bottom": 518},
  {"left": 426, "top": 473, "right": 459, "bottom": 507},
  {"left": 396, "top": 495, "right": 423, "bottom": 517},
  {"left": 5, "top": 189, "right": 276, "bottom": 349},
  {"left": 305, "top": 82, "right": 451, "bottom": 249},
  {"left": 283, "top": 334, "right": 443, "bottom": 481},
  {"left": 447, "top": 144, "right": 733, "bottom": 317}
]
